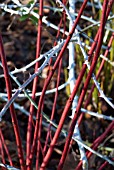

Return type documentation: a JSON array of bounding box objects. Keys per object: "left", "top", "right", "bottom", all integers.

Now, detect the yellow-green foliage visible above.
[{"left": 64, "top": 67, "right": 70, "bottom": 97}]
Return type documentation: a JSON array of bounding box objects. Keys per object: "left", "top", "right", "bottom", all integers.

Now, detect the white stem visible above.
[{"left": 68, "top": 0, "right": 88, "bottom": 169}]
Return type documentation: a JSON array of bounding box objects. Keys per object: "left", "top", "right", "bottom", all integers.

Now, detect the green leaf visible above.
[
  {"left": 30, "top": 15, "right": 38, "bottom": 25},
  {"left": 19, "top": 14, "right": 29, "bottom": 21}
]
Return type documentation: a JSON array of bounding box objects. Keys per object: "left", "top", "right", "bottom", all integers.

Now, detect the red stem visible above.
[
  {"left": 78, "top": 32, "right": 114, "bottom": 125},
  {"left": 0, "top": 137, "right": 5, "bottom": 164},
  {"left": 98, "top": 158, "right": 114, "bottom": 170},
  {"left": 0, "top": 35, "right": 25, "bottom": 170},
  {"left": 57, "top": 0, "right": 108, "bottom": 169},
  {"left": 0, "top": 128, "right": 13, "bottom": 166},
  {"left": 38, "top": 1, "right": 89, "bottom": 169},
  {"left": 26, "top": 0, "right": 43, "bottom": 168},
  {"left": 43, "top": 1, "right": 67, "bottom": 154},
  {"left": 36, "top": 114, "right": 42, "bottom": 170},
  {"left": 76, "top": 120, "right": 114, "bottom": 169}
]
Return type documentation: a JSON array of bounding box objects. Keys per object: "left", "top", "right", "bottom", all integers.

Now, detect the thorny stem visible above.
[
  {"left": 43, "top": 14, "right": 64, "bottom": 155},
  {"left": 0, "top": 0, "right": 113, "bottom": 169},
  {"left": 0, "top": 41, "right": 64, "bottom": 119},
  {"left": 78, "top": 32, "right": 114, "bottom": 126},
  {"left": 28, "top": 0, "right": 68, "bottom": 167},
  {"left": 76, "top": 0, "right": 114, "bottom": 127},
  {"left": 39, "top": 0, "right": 89, "bottom": 169},
  {"left": 57, "top": 0, "right": 109, "bottom": 169},
  {"left": 76, "top": 120, "right": 114, "bottom": 170}
]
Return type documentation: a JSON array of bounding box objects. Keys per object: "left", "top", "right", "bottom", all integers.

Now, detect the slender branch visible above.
[
  {"left": 0, "top": 35, "right": 25, "bottom": 170},
  {"left": 0, "top": 41, "right": 64, "bottom": 120},
  {"left": 26, "top": 0, "right": 43, "bottom": 168},
  {"left": 58, "top": 0, "right": 109, "bottom": 169},
  {"left": 39, "top": 1, "right": 89, "bottom": 169}
]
